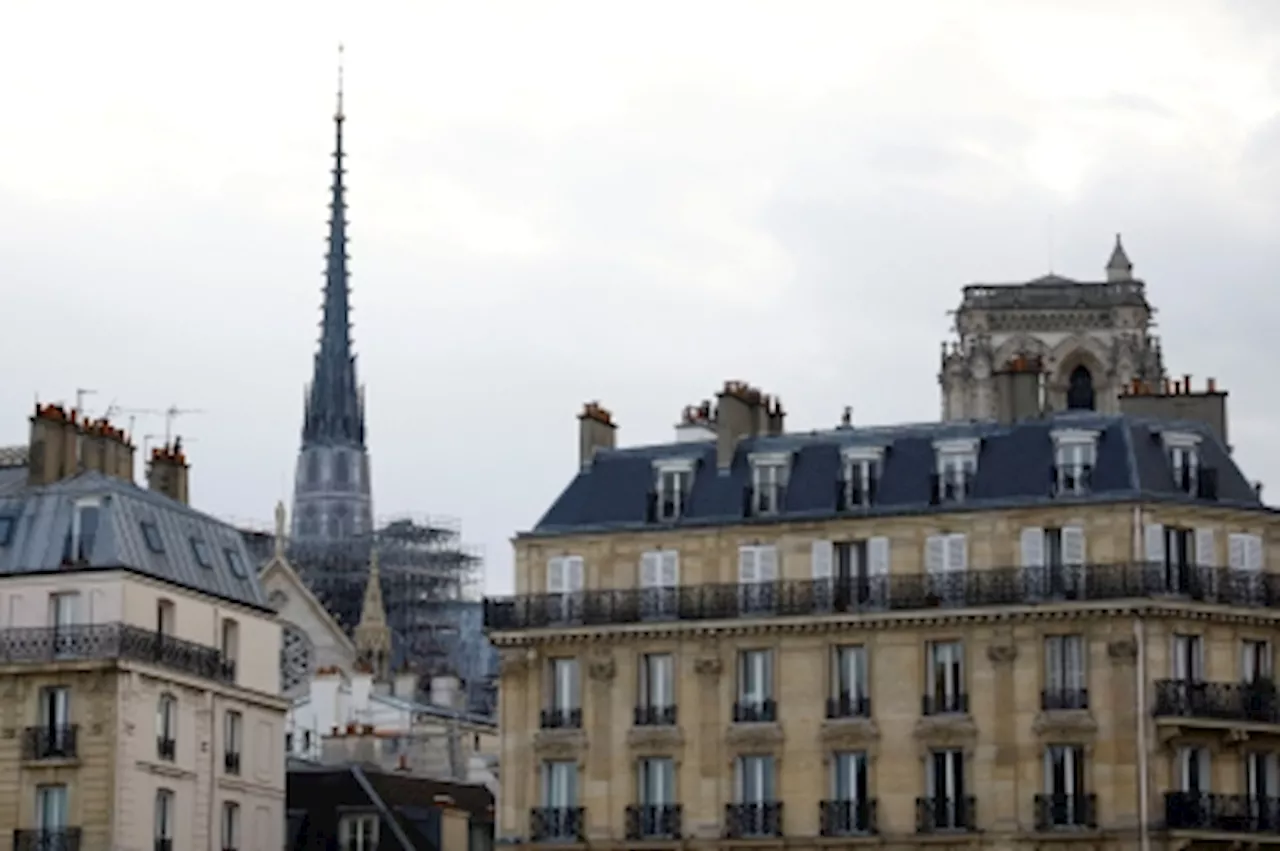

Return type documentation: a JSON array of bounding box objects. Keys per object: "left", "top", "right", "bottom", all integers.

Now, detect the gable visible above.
[{"left": 261, "top": 556, "right": 357, "bottom": 660}]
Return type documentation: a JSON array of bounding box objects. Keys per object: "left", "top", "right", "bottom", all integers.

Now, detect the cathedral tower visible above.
[
  {"left": 940, "top": 234, "right": 1166, "bottom": 420},
  {"left": 292, "top": 56, "right": 374, "bottom": 542}
]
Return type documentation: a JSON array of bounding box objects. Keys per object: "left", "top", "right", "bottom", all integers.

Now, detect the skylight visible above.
[
  {"left": 224, "top": 548, "right": 247, "bottom": 579},
  {"left": 191, "top": 537, "right": 213, "bottom": 569},
  {"left": 141, "top": 521, "right": 165, "bottom": 554}
]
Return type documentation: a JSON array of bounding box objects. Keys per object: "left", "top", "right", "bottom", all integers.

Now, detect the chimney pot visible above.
[{"left": 1208, "top": 377, "right": 1217, "bottom": 392}]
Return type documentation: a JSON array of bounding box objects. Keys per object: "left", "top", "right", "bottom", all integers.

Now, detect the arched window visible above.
[{"left": 1067, "top": 365, "right": 1096, "bottom": 410}]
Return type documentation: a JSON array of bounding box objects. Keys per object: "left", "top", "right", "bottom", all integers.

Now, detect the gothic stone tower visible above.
[
  {"left": 292, "top": 69, "right": 374, "bottom": 543},
  {"left": 940, "top": 235, "right": 1166, "bottom": 420}
]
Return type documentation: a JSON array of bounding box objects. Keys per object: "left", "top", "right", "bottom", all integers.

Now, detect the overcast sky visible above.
[{"left": 3, "top": 0, "right": 1280, "bottom": 595}]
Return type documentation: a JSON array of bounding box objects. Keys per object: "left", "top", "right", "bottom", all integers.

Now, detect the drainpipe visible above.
[{"left": 1133, "top": 505, "right": 1150, "bottom": 851}]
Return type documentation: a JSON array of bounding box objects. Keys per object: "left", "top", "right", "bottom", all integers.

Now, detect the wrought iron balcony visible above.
[
  {"left": 1034, "top": 794, "right": 1097, "bottom": 830},
  {"left": 929, "top": 472, "right": 972, "bottom": 505},
  {"left": 1166, "top": 792, "right": 1280, "bottom": 833},
  {"left": 633, "top": 704, "right": 677, "bottom": 726},
  {"left": 0, "top": 623, "right": 234, "bottom": 683},
  {"left": 922, "top": 692, "right": 968, "bottom": 715},
  {"left": 916, "top": 796, "right": 975, "bottom": 832},
  {"left": 1052, "top": 464, "right": 1093, "bottom": 496},
  {"left": 835, "top": 477, "right": 878, "bottom": 511},
  {"left": 625, "top": 805, "right": 681, "bottom": 840},
  {"left": 1154, "top": 678, "right": 1280, "bottom": 725},
  {"left": 826, "top": 693, "right": 871, "bottom": 719},
  {"left": 732, "top": 699, "right": 777, "bottom": 723},
  {"left": 21, "top": 725, "right": 77, "bottom": 760},
  {"left": 154, "top": 840, "right": 173, "bottom": 851},
  {"left": 485, "top": 562, "right": 1280, "bottom": 631},
  {"left": 1041, "top": 688, "right": 1089, "bottom": 711},
  {"left": 13, "top": 829, "right": 82, "bottom": 851},
  {"left": 224, "top": 751, "right": 241, "bottom": 774},
  {"left": 819, "top": 799, "right": 877, "bottom": 836},
  {"left": 157, "top": 736, "right": 176, "bottom": 760},
  {"left": 529, "top": 807, "right": 584, "bottom": 843},
  {"left": 724, "top": 802, "right": 783, "bottom": 838},
  {"left": 539, "top": 708, "right": 583, "bottom": 730}
]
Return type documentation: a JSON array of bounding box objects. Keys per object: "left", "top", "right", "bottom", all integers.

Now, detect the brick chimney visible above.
[
  {"left": 578, "top": 402, "right": 616, "bottom": 470},
  {"left": 147, "top": 438, "right": 190, "bottom": 504},
  {"left": 79, "top": 417, "right": 136, "bottom": 483},
  {"left": 26, "top": 403, "right": 81, "bottom": 487}
]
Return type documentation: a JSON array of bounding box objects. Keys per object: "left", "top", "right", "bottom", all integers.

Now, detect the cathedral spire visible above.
[
  {"left": 302, "top": 44, "right": 364, "bottom": 447},
  {"left": 354, "top": 548, "right": 392, "bottom": 680},
  {"left": 1106, "top": 233, "right": 1133, "bottom": 282}
]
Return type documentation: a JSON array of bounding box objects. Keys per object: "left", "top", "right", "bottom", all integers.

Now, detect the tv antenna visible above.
[
  {"left": 102, "top": 403, "right": 163, "bottom": 438},
  {"left": 74, "top": 388, "right": 96, "bottom": 416},
  {"left": 163, "top": 406, "right": 205, "bottom": 444}
]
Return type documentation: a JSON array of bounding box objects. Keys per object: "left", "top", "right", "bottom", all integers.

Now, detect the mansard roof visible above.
[
  {"left": 0, "top": 470, "right": 271, "bottom": 611},
  {"left": 526, "top": 412, "right": 1264, "bottom": 537}
]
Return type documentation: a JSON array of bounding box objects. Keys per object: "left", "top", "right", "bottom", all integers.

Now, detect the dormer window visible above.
[
  {"left": 1161, "top": 431, "right": 1212, "bottom": 497},
  {"left": 931, "top": 439, "right": 978, "bottom": 504},
  {"left": 140, "top": 521, "right": 165, "bottom": 554},
  {"left": 224, "top": 548, "right": 247, "bottom": 579},
  {"left": 652, "top": 458, "right": 696, "bottom": 522},
  {"left": 190, "top": 537, "right": 213, "bottom": 569},
  {"left": 839, "top": 447, "right": 883, "bottom": 510},
  {"left": 64, "top": 498, "right": 101, "bottom": 564},
  {"left": 0, "top": 515, "right": 14, "bottom": 547},
  {"left": 748, "top": 452, "right": 790, "bottom": 516},
  {"left": 1052, "top": 429, "right": 1098, "bottom": 496}
]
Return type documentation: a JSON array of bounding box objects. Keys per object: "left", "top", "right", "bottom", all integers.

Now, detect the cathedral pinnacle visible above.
[
  {"left": 1106, "top": 233, "right": 1133, "bottom": 282},
  {"left": 354, "top": 548, "right": 392, "bottom": 679}
]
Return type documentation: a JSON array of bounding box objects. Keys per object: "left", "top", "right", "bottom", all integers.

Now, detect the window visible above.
[
  {"left": 924, "top": 749, "right": 967, "bottom": 830},
  {"left": 546, "top": 556, "right": 585, "bottom": 594},
  {"left": 828, "top": 751, "right": 871, "bottom": 834},
  {"left": 65, "top": 499, "right": 100, "bottom": 563},
  {"left": 828, "top": 645, "right": 868, "bottom": 718},
  {"left": 224, "top": 548, "right": 247, "bottom": 578},
  {"left": 839, "top": 448, "right": 882, "bottom": 509},
  {"left": 924, "top": 534, "right": 968, "bottom": 604},
  {"left": 224, "top": 711, "right": 242, "bottom": 775},
  {"left": 1243, "top": 640, "right": 1272, "bottom": 684},
  {"left": 49, "top": 592, "right": 81, "bottom": 629},
  {"left": 157, "top": 693, "right": 177, "bottom": 760},
  {"left": 155, "top": 789, "right": 174, "bottom": 845},
  {"left": 1145, "top": 523, "right": 1214, "bottom": 594},
  {"left": 1052, "top": 431, "right": 1097, "bottom": 495},
  {"left": 653, "top": 459, "right": 695, "bottom": 521},
  {"left": 737, "top": 545, "right": 779, "bottom": 613},
  {"left": 1042, "top": 745, "right": 1088, "bottom": 827},
  {"left": 734, "top": 753, "right": 777, "bottom": 803},
  {"left": 636, "top": 653, "right": 675, "bottom": 725},
  {"left": 544, "top": 658, "right": 580, "bottom": 728},
  {"left": 221, "top": 801, "right": 240, "bottom": 851},
  {"left": 1173, "top": 634, "right": 1204, "bottom": 682},
  {"left": 157, "top": 599, "right": 175, "bottom": 636},
  {"left": 1247, "top": 752, "right": 1278, "bottom": 800},
  {"left": 735, "top": 649, "right": 775, "bottom": 722},
  {"left": 221, "top": 619, "right": 239, "bottom": 672},
  {"left": 0, "top": 515, "right": 14, "bottom": 546},
  {"left": 637, "top": 756, "right": 676, "bottom": 827},
  {"left": 35, "top": 686, "right": 72, "bottom": 759},
  {"left": 812, "top": 538, "right": 890, "bottom": 609},
  {"left": 639, "top": 551, "right": 679, "bottom": 618},
  {"left": 1066, "top": 364, "right": 1095, "bottom": 410},
  {"left": 1021, "top": 527, "right": 1086, "bottom": 596},
  {"left": 1043, "top": 635, "right": 1086, "bottom": 710},
  {"left": 190, "top": 538, "right": 213, "bottom": 568},
  {"left": 540, "top": 760, "right": 580, "bottom": 840},
  {"left": 749, "top": 453, "right": 789, "bottom": 515},
  {"left": 932, "top": 439, "right": 978, "bottom": 503},
  {"left": 140, "top": 520, "right": 165, "bottom": 553},
  {"left": 1168, "top": 443, "right": 1200, "bottom": 494},
  {"left": 339, "top": 815, "right": 379, "bottom": 850},
  {"left": 1230, "top": 533, "right": 1266, "bottom": 585},
  {"left": 35, "top": 784, "right": 67, "bottom": 831},
  {"left": 925, "top": 641, "right": 965, "bottom": 715},
  {"left": 1177, "top": 746, "right": 1210, "bottom": 793}
]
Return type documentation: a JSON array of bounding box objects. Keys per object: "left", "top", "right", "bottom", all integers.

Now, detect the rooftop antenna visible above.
[
  {"left": 75, "top": 388, "right": 96, "bottom": 416},
  {"left": 337, "top": 43, "right": 345, "bottom": 119},
  {"left": 163, "top": 405, "right": 204, "bottom": 445}
]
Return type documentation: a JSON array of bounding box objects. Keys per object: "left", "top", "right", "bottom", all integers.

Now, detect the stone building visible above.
[
  {"left": 0, "top": 404, "right": 287, "bottom": 850},
  {"left": 485, "top": 259, "right": 1277, "bottom": 848}
]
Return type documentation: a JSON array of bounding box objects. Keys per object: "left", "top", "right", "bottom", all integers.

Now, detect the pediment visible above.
[{"left": 260, "top": 554, "right": 357, "bottom": 658}]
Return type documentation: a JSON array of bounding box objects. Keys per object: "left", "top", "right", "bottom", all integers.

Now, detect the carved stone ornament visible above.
[
  {"left": 820, "top": 718, "right": 881, "bottom": 751},
  {"left": 1107, "top": 638, "right": 1138, "bottom": 662},
  {"left": 725, "top": 722, "right": 784, "bottom": 750},
  {"left": 914, "top": 714, "right": 978, "bottom": 747},
  {"left": 694, "top": 656, "right": 722, "bottom": 677},
  {"left": 987, "top": 643, "right": 1017, "bottom": 664},
  {"left": 627, "top": 726, "right": 684, "bottom": 751},
  {"left": 1033, "top": 710, "right": 1098, "bottom": 739},
  {"left": 587, "top": 649, "right": 615, "bottom": 682},
  {"left": 533, "top": 729, "right": 586, "bottom": 760}
]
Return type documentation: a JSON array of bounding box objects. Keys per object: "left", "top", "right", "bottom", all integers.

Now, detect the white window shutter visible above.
[
  {"left": 1020, "top": 528, "right": 1045, "bottom": 568},
  {"left": 946, "top": 534, "right": 968, "bottom": 572},
  {"left": 639, "top": 553, "right": 660, "bottom": 588},
  {"left": 925, "top": 536, "right": 946, "bottom": 574},
  {"left": 1144, "top": 524, "right": 1166, "bottom": 565},
  {"left": 1194, "top": 528, "right": 1217, "bottom": 568},
  {"left": 867, "top": 537, "right": 890, "bottom": 577},
  {"left": 1062, "top": 527, "right": 1086, "bottom": 567},
  {"left": 811, "top": 540, "right": 834, "bottom": 580},
  {"left": 1229, "top": 534, "right": 1248, "bottom": 570},
  {"left": 738, "top": 547, "right": 758, "bottom": 583},
  {"left": 758, "top": 546, "right": 780, "bottom": 581},
  {"left": 1249, "top": 535, "right": 1266, "bottom": 572},
  {"left": 660, "top": 551, "right": 680, "bottom": 587},
  {"left": 566, "top": 556, "right": 585, "bottom": 591},
  {"left": 547, "top": 557, "right": 566, "bottom": 593}
]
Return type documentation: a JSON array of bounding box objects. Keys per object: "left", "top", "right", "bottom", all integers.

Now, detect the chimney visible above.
[
  {"left": 675, "top": 400, "right": 716, "bottom": 443},
  {"left": 77, "top": 418, "right": 134, "bottom": 483},
  {"left": 147, "top": 438, "right": 190, "bottom": 504},
  {"left": 430, "top": 674, "right": 462, "bottom": 709},
  {"left": 394, "top": 668, "right": 419, "bottom": 700},
  {"left": 578, "top": 402, "right": 616, "bottom": 470},
  {"left": 993, "top": 355, "right": 1044, "bottom": 424},
  {"left": 26, "top": 403, "right": 81, "bottom": 487},
  {"left": 715, "top": 381, "right": 759, "bottom": 470}
]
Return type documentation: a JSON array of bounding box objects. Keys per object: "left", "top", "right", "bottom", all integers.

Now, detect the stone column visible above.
[
  {"left": 985, "top": 637, "right": 1019, "bottom": 831},
  {"left": 693, "top": 641, "right": 724, "bottom": 839},
  {"left": 586, "top": 648, "right": 616, "bottom": 840}
]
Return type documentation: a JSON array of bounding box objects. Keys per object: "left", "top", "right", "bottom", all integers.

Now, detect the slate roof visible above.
[
  {"left": 528, "top": 412, "right": 1265, "bottom": 537},
  {"left": 287, "top": 763, "right": 493, "bottom": 851},
  {"left": 0, "top": 469, "right": 270, "bottom": 611}
]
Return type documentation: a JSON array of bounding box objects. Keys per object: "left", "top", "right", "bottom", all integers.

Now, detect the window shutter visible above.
[
  {"left": 565, "top": 557, "right": 585, "bottom": 591},
  {"left": 946, "top": 534, "right": 968, "bottom": 572},
  {"left": 1144, "top": 524, "right": 1166, "bottom": 565},
  {"left": 1249, "top": 535, "right": 1266, "bottom": 571},
  {"left": 738, "top": 547, "right": 758, "bottom": 583},
  {"left": 1229, "top": 534, "right": 1248, "bottom": 570},
  {"left": 757, "top": 546, "right": 780, "bottom": 581},
  {"left": 660, "top": 551, "right": 680, "bottom": 587},
  {"left": 1062, "top": 527, "right": 1086, "bottom": 567},
  {"left": 1194, "top": 528, "right": 1217, "bottom": 567},
  {"left": 811, "top": 540, "right": 834, "bottom": 580},
  {"left": 547, "top": 557, "right": 566, "bottom": 593},
  {"left": 1065, "top": 636, "right": 1084, "bottom": 690},
  {"left": 867, "top": 537, "right": 890, "bottom": 576},
  {"left": 925, "top": 536, "right": 946, "bottom": 574},
  {"left": 639, "top": 553, "right": 660, "bottom": 588},
  {"left": 1020, "top": 528, "right": 1045, "bottom": 568}
]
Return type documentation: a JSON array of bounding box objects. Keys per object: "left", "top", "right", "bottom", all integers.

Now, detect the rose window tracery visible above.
[{"left": 281, "top": 623, "right": 314, "bottom": 693}]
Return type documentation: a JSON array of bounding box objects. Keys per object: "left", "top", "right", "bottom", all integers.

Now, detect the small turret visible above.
[{"left": 1106, "top": 233, "right": 1133, "bottom": 282}]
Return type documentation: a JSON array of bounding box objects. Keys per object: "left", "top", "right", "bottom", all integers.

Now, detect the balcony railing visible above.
[
  {"left": 633, "top": 705, "right": 677, "bottom": 726},
  {"left": 1052, "top": 464, "right": 1093, "bottom": 496},
  {"left": 157, "top": 736, "right": 176, "bottom": 760},
  {"left": 539, "top": 708, "right": 583, "bottom": 730},
  {"left": 929, "top": 473, "right": 972, "bottom": 505},
  {"left": 1041, "top": 688, "right": 1089, "bottom": 711},
  {"left": 13, "top": 829, "right": 82, "bottom": 851},
  {"left": 1166, "top": 792, "right": 1280, "bottom": 833},
  {"left": 0, "top": 623, "right": 235, "bottom": 683},
  {"left": 485, "top": 562, "right": 1280, "bottom": 631},
  {"left": 743, "top": 485, "right": 787, "bottom": 518},
  {"left": 835, "top": 477, "right": 878, "bottom": 511},
  {"left": 154, "top": 840, "right": 173, "bottom": 851},
  {"left": 916, "top": 796, "right": 975, "bottom": 832},
  {"left": 826, "top": 693, "right": 871, "bottom": 719},
  {"left": 733, "top": 699, "right": 777, "bottom": 723},
  {"left": 625, "top": 805, "right": 681, "bottom": 840},
  {"left": 724, "top": 802, "right": 783, "bottom": 838},
  {"left": 1035, "top": 794, "right": 1097, "bottom": 830},
  {"left": 922, "top": 692, "right": 968, "bottom": 715},
  {"left": 1154, "top": 679, "right": 1280, "bottom": 725},
  {"left": 21, "top": 725, "right": 77, "bottom": 760},
  {"left": 530, "top": 807, "right": 584, "bottom": 843},
  {"left": 224, "top": 751, "right": 241, "bottom": 774},
  {"left": 819, "top": 799, "right": 876, "bottom": 836}
]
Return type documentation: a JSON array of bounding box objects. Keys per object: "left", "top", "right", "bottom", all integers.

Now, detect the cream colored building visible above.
[
  {"left": 0, "top": 403, "right": 288, "bottom": 851},
  {"left": 487, "top": 337, "right": 1277, "bottom": 846}
]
